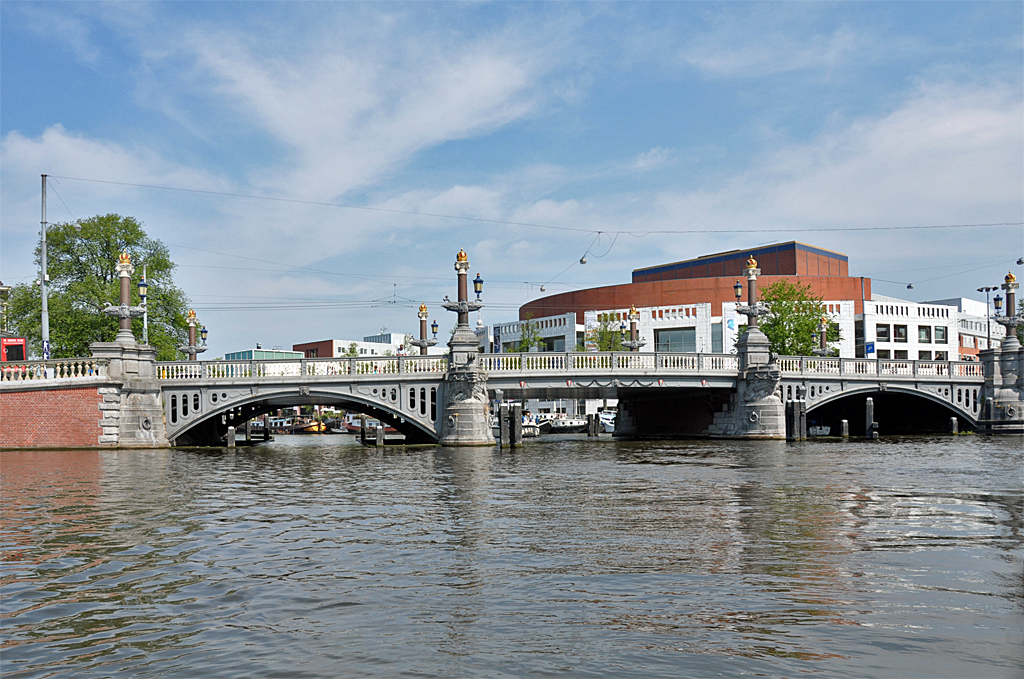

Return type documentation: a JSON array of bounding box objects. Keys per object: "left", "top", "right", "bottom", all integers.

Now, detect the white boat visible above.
[
  {"left": 809, "top": 425, "right": 831, "bottom": 437},
  {"left": 599, "top": 411, "right": 616, "bottom": 433},
  {"left": 548, "top": 417, "right": 588, "bottom": 434},
  {"left": 490, "top": 415, "right": 540, "bottom": 438}
]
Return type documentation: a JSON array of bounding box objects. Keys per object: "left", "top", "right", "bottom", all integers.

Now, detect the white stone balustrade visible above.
[{"left": 0, "top": 358, "right": 107, "bottom": 382}]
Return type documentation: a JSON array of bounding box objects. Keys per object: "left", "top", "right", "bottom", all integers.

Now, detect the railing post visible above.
[
  {"left": 301, "top": 359, "right": 308, "bottom": 376},
  {"left": 398, "top": 356, "right": 405, "bottom": 374}
]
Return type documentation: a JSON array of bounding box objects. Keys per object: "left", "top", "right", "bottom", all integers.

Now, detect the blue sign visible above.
[
  {"left": 865, "top": 341, "right": 875, "bottom": 355},
  {"left": 727, "top": 319, "right": 735, "bottom": 330},
  {"left": 42, "top": 339, "right": 50, "bottom": 360}
]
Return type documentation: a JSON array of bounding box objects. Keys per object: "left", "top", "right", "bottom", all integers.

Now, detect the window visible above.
[
  {"left": 876, "top": 324, "right": 890, "bottom": 342},
  {"left": 894, "top": 325, "right": 908, "bottom": 343},
  {"left": 711, "top": 323, "right": 723, "bottom": 353},
  {"left": 934, "top": 351, "right": 948, "bottom": 360},
  {"left": 894, "top": 350, "right": 908, "bottom": 359},
  {"left": 918, "top": 326, "right": 931, "bottom": 343},
  {"left": 935, "top": 326, "right": 947, "bottom": 343},
  {"left": 542, "top": 337, "right": 565, "bottom": 352},
  {"left": 918, "top": 350, "right": 932, "bottom": 360},
  {"left": 655, "top": 328, "right": 696, "bottom": 352},
  {"left": 877, "top": 349, "right": 890, "bottom": 359}
]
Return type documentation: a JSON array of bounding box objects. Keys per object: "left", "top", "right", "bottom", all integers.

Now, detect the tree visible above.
[
  {"left": 6, "top": 214, "right": 190, "bottom": 360},
  {"left": 754, "top": 280, "right": 841, "bottom": 356},
  {"left": 585, "top": 313, "right": 625, "bottom": 351},
  {"left": 516, "top": 314, "right": 543, "bottom": 352},
  {"left": 343, "top": 342, "right": 359, "bottom": 357}
]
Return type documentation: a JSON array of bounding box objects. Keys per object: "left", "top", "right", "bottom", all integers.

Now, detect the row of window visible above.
[
  {"left": 875, "top": 350, "right": 949, "bottom": 360},
  {"left": 876, "top": 324, "right": 947, "bottom": 344}
]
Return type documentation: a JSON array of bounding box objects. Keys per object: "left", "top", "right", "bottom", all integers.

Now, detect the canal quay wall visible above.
[{"left": 0, "top": 342, "right": 168, "bottom": 450}]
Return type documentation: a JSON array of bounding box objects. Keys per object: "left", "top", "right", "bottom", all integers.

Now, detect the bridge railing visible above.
[
  {"left": 777, "top": 356, "right": 984, "bottom": 378},
  {"left": 0, "top": 358, "right": 108, "bottom": 382},
  {"left": 479, "top": 352, "right": 739, "bottom": 373},
  {"left": 156, "top": 355, "right": 449, "bottom": 380}
]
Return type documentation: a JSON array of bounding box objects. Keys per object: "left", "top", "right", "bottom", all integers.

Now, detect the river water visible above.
[{"left": 2, "top": 434, "right": 1022, "bottom": 678}]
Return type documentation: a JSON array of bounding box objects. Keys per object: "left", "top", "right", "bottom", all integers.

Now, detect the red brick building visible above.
[{"left": 521, "top": 241, "right": 871, "bottom": 322}]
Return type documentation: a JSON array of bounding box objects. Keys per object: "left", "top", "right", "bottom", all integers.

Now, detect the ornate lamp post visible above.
[
  {"left": 431, "top": 319, "right": 439, "bottom": 338},
  {"left": 734, "top": 256, "right": 768, "bottom": 329},
  {"left": 811, "top": 316, "right": 831, "bottom": 356},
  {"left": 995, "top": 271, "right": 1021, "bottom": 349},
  {"left": 408, "top": 303, "right": 438, "bottom": 355},
  {"left": 622, "top": 305, "right": 646, "bottom": 351},
  {"left": 102, "top": 251, "right": 147, "bottom": 344},
  {"left": 178, "top": 309, "right": 208, "bottom": 360},
  {"left": 439, "top": 248, "right": 492, "bottom": 445}
]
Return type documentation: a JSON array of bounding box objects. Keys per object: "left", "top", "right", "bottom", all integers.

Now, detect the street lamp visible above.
[
  {"left": 473, "top": 273, "right": 484, "bottom": 300},
  {"left": 178, "top": 309, "right": 208, "bottom": 360},
  {"left": 978, "top": 286, "right": 997, "bottom": 346},
  {"left": 409, "top": 304, "right": 438, "bottom": 355},
  {"left": 622, "top": 305, "right": 646, "bottom": 351},
  {"left": 994, "top": 294, "right": 1003, "bottom": 315},
  {"left": 138, "top": 273, "right": 149, "bottom": 345},
  {"left": 733, "top": 280, "right": 743, "bottom": 301},
  {"left": 431, "top": 319, "right": 439, "bottom": 338},
  {"left": 101, "top": 251, "right": 146, "bottom": 344}
]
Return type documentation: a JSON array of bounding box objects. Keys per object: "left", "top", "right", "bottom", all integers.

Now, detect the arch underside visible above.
[
  {"left": 794, "top": 382, "right": 979, "bottom": 433},
  {"left": 164, "top": 384, "right": 442, "bottom": 446}
]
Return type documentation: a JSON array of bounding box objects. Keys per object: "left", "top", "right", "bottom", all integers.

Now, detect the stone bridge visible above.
[{"left": 149, "top": 352, "right": 985, "bottom": 444}]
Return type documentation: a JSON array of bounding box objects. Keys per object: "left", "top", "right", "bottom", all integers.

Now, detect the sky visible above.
[{"left": 2, "top": 1, "right": 1022, "bottom": 358}]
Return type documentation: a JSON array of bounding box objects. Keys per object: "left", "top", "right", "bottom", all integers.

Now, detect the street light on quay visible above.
[
  {"left": 978, "top": 285, "right": 997, "bottom": 346},
  {"left": 101, "top": 251, "right": 146, "bottom": 344},
  {"left": 431, "top": 319, "right": 439, "bottom": 339},
  {"left": 138, "top": 272, "right": 149, "bottom": 345}
]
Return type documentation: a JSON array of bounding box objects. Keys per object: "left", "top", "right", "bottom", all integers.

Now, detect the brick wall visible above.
[{"left": 0, "top": 387, "right": 104, "bottom": 448}]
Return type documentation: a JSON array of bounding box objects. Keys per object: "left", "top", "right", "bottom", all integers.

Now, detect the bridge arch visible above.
[
  {"left": 802, "top": 384, "right": 978, "bottom": 434},
  {"left": 164, "top": 384, "right": 442, "bottom": 446}
]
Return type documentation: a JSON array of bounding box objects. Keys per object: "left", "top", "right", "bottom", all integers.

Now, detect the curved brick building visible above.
[{"left": 520, "top": 241, "right": 871, "bottom": 322}]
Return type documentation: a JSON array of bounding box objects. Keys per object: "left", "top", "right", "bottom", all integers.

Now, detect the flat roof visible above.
[{"left": 633, "top": 241, "right": 849, "bottom": 275}]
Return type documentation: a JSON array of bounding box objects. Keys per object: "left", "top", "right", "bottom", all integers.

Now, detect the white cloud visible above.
[{"left": 631, "top": 147, "right": 675, "bottom": 171}]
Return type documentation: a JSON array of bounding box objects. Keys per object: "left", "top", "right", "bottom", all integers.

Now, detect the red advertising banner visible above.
[{"left": 2, "top": 337, "right": 27, "bottom": 362}]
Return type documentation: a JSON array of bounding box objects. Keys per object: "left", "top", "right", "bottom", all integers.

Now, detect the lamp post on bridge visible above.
[
  {"left": 438, "top": 249, "right": 493, "bottom": 445},
  {"left": 408, "top": 304, "right": 438, "bottom": 355},
  {"left": 178, "top": 309, "right": 208, "bottom": 360},
  {"left": 621, "top": 305, "right": 645, "bottom": 351},
  {"left": 995, "top": 271, "right": 1020, "bottom": 350},
  {"left": 101, "top": 251, "right": 147, "bottom": 344},
  {"left": 978, "top": 286, "right": 997, "bottom": 347},
  {"left": 811, "top": 316, "right": 832, "bottom": 356}
]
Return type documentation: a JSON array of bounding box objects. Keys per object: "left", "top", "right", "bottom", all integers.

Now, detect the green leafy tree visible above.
[
  {"left": 516, "top": 314, "right": 543, "bottom": 352},
  {"left": 754, "top": 280, "right": 841, "bottom": 356},
  {"left": 6, "top": 214, "right": 190, "bottom": 360},
  {"left": 586, "top": 313, "right": 625, "bottom": 351},
  {"left": 343, "top": 342, "right": 359, "bottom": 357}
]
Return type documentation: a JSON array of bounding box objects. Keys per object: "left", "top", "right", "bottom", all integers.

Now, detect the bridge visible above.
[
  {"left": 0, "top": 248, "right": 1017, "bottom": 449},
  {"left": 148, "top": 352, "right": 985, "bottom": 444}
]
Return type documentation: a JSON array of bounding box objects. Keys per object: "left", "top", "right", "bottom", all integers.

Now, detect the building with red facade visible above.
[{"left": 520, "top": 241, "right": 871, "bottom": 323}]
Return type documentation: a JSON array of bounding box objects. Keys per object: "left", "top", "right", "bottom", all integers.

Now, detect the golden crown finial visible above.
[
  {"left": 1006, "top": 271, "right": 1017, "bottom": 284},
  {"left": 419, "top": 303, "right": 427, "bottom": 313},
  {"left": 746, "top": 255, "right": 758, "bottom": 269},
  {"left": 456, "top": 248, "right": 468, "bottom": 263},
  {"left": 187, "top": 309, "right": 196, "bottom": 320},
  {"left": 119, "top": 250, "right": 131, "bottom": 264},
  {"left": 630, "top": 304, "right": 638, "bottom": 315}
]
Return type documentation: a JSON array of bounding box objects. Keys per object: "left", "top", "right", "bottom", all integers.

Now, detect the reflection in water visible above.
[{"left": 1, "top": 435, "right": 1022, "bottom": 678}]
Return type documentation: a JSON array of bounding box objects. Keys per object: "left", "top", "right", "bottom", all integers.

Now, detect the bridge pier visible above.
[
  {"left": 705, "top": 327, "right": 785, "bottom": 439},
  {"left": 89, "top": 341, "right": 169, "bottom": 448},
  {"left": 978, "top": 341, "right": 1024, "bottom": 434}
]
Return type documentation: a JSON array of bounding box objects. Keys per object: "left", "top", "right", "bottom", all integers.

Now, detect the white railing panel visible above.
[
  {"left": 915, "top": 361, "right": 950, "bottom": 377},
  {"left": 879, "top": 360, "right": 913, "bottom": 376},
  {"left": 403, "top": 356, "right": 448, "bottom": 373},
  {"left": 0, "top": 358, "right": 107, "bottom": 382},
  {"left": 660, "top": 354, "right": 699, "bottom": 371},
  {"left": 841, "top": 359, "right": 877, "bottom": 375},
  {"left": 952, "top": 361, "right": 984, "bottom": 377},
  {"left": 804, "top": 358, "right": 840, "bottom": 374},
  {"left": 352, "top": 358, "right": 400, "bottom": 375},
  {"left": 778, "top": 357, "right": 802, "bottom": 373}
]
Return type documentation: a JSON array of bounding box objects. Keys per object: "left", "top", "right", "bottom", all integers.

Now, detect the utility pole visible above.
[
  {"left": 40, "top": 174, "right": 50, "bottom": 359},
  {"left": 142, "top": 262, "right": 149, "bottom": 345}
]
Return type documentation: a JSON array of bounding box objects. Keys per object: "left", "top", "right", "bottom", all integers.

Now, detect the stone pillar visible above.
[
  {"left": 438, "top": 249, "right": 494, "bottom": 446},
  {"left": 89, "top": 340, "right": 169, "bottom": 448},
  {"left": 979, "top": 271, "right": 1024, "bottom": 433},
  {"left": 706, "top": 255, "right": 785, "bottom": 438},
  {"left": 409, "top": 304, "right": 437, "bottom": 356},
  {"left": 101, "top": 251, "right": 145, "bottom": 345}
]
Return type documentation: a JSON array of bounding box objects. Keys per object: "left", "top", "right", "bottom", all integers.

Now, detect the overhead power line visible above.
[{"left": 47, "top": 174, "right": 1022, "bottom": 236}]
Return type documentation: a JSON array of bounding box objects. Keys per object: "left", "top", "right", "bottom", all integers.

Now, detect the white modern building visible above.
[
  {"left": 923, "top": 297, "right": 1004, "bottom": 360},
  {"left": 854, "top": 295, "right": 963, "bottom": 361}
]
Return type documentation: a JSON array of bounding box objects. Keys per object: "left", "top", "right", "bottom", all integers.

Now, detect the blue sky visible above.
[{"left": 2, "top": 2, "right": 1022, "bottom": 356}]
